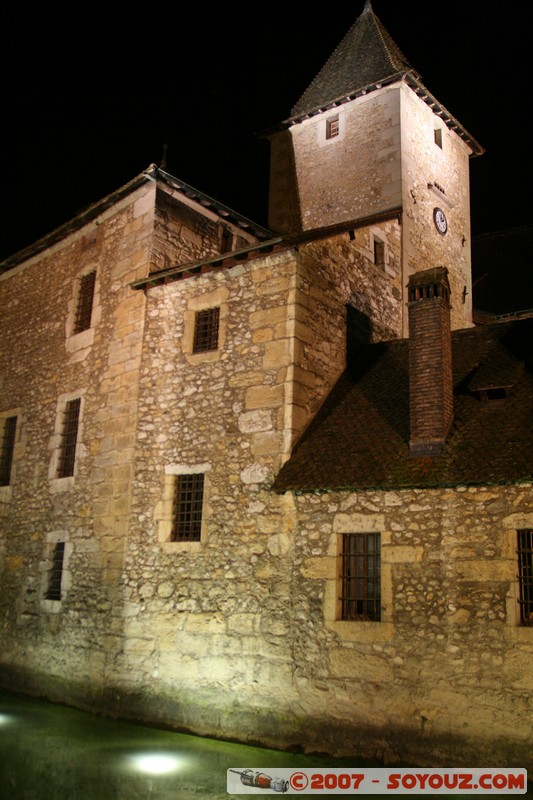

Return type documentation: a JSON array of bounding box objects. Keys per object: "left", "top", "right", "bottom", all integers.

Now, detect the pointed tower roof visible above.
[
  {"left": 279, "top": 2, "right": 483, "bottom": 156},
  {"left": 291, "top": 1, "right": 416, "bottom": 117}
]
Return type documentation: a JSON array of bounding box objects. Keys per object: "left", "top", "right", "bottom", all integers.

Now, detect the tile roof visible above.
[
  {"left": 273, "top": 319, "right": 533, "bottom": 492},
  {"left": 291, "top": 1, "right": 416, "bottom": 118},
  {"left": 0, "top": 166, "right": 273, "bottom": 275}
]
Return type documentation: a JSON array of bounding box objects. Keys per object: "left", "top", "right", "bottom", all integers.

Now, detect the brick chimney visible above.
[{"left": 407, "top": 267, "right": 453, "bottom": 456}]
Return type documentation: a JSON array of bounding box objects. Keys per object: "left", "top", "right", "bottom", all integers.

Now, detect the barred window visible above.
[
  {"left": 517, "top": 529, "right": 533, "bottom": 626},
  {"left": 340, "top": 533, "right": 381, "bottom": 621},
  {"left": 193, "top": 308, "right": 220, "bottom": 353},
  {"left": 73, "top": 271, "right": 96, "bottom": 334},
  {"left": 171, "top": 473, "right": 204, "bottom": 542},
  {"left": 0, "top": 415, "right": 17, "bottom": 486},
  {"left": 45, "top": 542, "right": 65, "bottom": 601},
  {"left": 57, "top": 398, "right": 81, "bottom": 478}
]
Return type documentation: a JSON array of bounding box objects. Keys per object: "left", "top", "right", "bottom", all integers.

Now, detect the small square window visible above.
[
  {"left": 340, "top": 533, "right": 381, "bottom": 621},
  {"left": 326, "top": 116, "right": 340, "bottom": 140},
  {"left": 373, "top": 238, "right": 385, "bottom": 268},
  {"left": 57, "top": 398, "right": 81, "bottom": 478},
  {"left": 0, "top": 415, "right": 17, "bottom": 486},
  {"left": 193, "top": 308, "right": 220, "bottom": 353},
  {"left": 434, "top": 128, "right": 443, "bottom": 149},
  {"left": 73, "top": 271, "right": 96, "bottom": 334},
  {"left": 171, "top": 474, "right": 205, "bottom": 542},
  {"left": 45, "top": 541, "right": 66, "bottom": 601},
  {"left": 517, "top": 529, "right": 533, "bottom": 625}
]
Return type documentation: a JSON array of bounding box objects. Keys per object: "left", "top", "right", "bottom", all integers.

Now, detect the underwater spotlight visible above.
[{"left": 130, "top": 753, "right": 184, "bottom": 775}]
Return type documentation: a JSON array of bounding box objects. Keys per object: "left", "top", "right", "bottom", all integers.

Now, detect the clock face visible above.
[{"left": 434, "top": 207, "right": 448, "bottom": 235}]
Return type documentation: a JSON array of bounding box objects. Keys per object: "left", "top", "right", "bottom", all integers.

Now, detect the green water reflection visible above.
[{"left": 0, "top": 689, "right": 529, "bottom": 799}]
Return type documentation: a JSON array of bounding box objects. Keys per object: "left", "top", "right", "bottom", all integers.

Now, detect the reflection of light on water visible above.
[
  {"left": 0, "top": 713, "right": 14, "bottom": 725},
  {"left": 129, "top": 752, "right": 186, "bottom": 775}
]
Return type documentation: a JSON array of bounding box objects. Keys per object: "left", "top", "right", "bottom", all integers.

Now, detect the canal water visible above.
[{"left": 0, "top": 688, "right": 529, "bottom": 799}]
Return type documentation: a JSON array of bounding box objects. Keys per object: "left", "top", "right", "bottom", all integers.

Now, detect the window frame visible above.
[
  {"left": 339, "top": 532, "right": 381, "bottom": 622},
  {"left": 326, "top": 115, "right": 340, "bottom": 140},
  {"left": 49, "top": 391, "right": 85, "bottom": 486},
  {"left": 192, "top": 307, "right": 220, "bottom": 354},
  {"left": 44, "top": 541, "right": 66, "bottom": 601},
  {"left": 171, "top": 473, "right": 205, "bottom": 542},
  {"left": 156, "top": 464, "right": 211, "bottom": 551},
  {"left": 517, "top": 529, "right": 533, "bottom": 626},
  {"left": 56, "top": 398, "right": 81, "bottom": 479},
  {"left": 373, "top": 236, "right": 385, "bottom": 268},
  {"left": 73, "top": 270, "right": 97, "bottom": 334},
  {"left": 0, "top": 415, "right": 17, "bottom": 487}
]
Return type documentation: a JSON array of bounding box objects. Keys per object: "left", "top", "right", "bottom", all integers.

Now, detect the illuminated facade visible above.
[{"left": 0, "top": 2, "right": 531, "bottom": 771}]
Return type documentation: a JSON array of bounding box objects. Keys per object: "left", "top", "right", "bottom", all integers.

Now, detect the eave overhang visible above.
[{"left": 262, "top": 71, "right": 484, "bottom": 158}]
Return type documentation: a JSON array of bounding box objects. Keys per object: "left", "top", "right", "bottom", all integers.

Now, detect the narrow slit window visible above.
[
  {"left": 340, "top": 533, "right": 381, "bottom": 621},
  {"left": 517, "top": 529, "right": 533, "bottom": 625},
  {"left": 373, "top": 238, "right": 385, "bottom": 268},
  {"left": 171, "top": 473, "right": 204, "bottom": 542},
  {"left": 73, "top": 271, "right": 96, "bottom": 334},
  {"left": 57, "top": 398, "right": 81, "bottom": 478},
  {"left": 45, "top": 542, "right": 65, "bottom": 601},
  {"left": 434, "top": 128, "right": 443, "bottom": 149},
  {"left": 220, "top": 228, "right": 234, "bottom": 254},
  {"left": 193, "top": 308, "right": 220, "bottom": 353},
  {"left": 0, "top": 415, "right": 17, "bottom": 486}
]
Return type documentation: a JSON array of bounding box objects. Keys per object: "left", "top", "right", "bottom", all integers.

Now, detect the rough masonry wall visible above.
[
  {"left": 0, "top": 184, "right": 153, "bottom": 698},
  {"left": 152, "top": 188, "right": 258, "bottom": 272},
  {"left": 302, "top": 221, "right": 403, "bottom": 343},
  {"left": 287, "top": 483, "right": 533, "bottom": 768},
  {"left": 114, "top": 251, "right": 303, "bottom": 731}
]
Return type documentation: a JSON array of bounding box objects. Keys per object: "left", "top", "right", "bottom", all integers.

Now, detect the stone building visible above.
[{"left": 0, "top": 1, "right": 531, "bottom": 770}]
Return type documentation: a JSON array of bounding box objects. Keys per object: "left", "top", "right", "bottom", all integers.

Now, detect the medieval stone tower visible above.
[{"left": 268, "top": 0, "right": 483, "bottom": 334}]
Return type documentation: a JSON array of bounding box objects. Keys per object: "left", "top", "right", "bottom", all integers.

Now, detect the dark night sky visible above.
[{"left": 1, "top": 2, "right": 530, "bottom": 263}]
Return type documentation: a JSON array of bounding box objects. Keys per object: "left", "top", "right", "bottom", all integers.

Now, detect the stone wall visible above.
[
  {"left": 1, "top": 180, "right": 530, "bottom": 772},
  {"left": 152, "top": 188, "right": 257, "bottom": 272},
  {"left": 0, "top": 183, "right": 154, "bottom": 696},
  {"left": 284, "top": 484, "right": 533, "bottom": 768}
]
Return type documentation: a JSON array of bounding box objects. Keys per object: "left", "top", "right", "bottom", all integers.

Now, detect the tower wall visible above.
[
  {"left": 400, "top": 84, "right": 473, "bottom": 331},
  {"left": 268, "top": 86, "right": 402, "bottom": 235}
]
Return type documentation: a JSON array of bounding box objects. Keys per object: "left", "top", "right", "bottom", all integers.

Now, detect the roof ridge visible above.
[{"left": 370, "top": 7, "right": 413, "bottom": 75}]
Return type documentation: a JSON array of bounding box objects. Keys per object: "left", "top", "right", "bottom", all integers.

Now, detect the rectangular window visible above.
[
  {"left": 57, "top": 398, "right": 81, "bottom": 478},
  {"left": 45, "top": 541, "right": 65, "bottom": 601},
  {"left": 373, "top": 238, "right": 385, "bottom": 268},
  {"left": 220, "top": 228, "right": 234, "bottom": 254},
  {"left": 434, "top": 128, "right": 443, "bottom": 149},
  {"left": 73, "top": 271, "right": 96, "bottom": 334},
  {"left": 326, "top": 116, "right": 340, "bottom": 139},
  {"left": 0, "top": 415, "right": 17, "bottom": 486},
  {"left": 340, "top": 533, "right": 381, "bottom": 621},
  {"left": 171, "top": 473, "right": 204, "bottom": 542},
  {"left": 193, "top": 308, "right": 220, "bottom": 353},
  {"left": 517, "top": 529, "right": 533, "bottom": 625}
]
